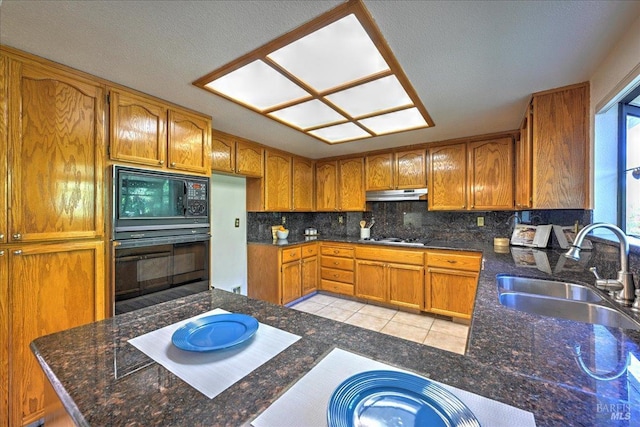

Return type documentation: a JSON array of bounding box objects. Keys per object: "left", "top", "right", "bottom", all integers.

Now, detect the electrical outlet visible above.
[
  {"left": 338, "top": 215, "right": 343, "bottom": 224},
  {"left": 234, "top": 218, "right": 240, "bottom": 228},
  {"left": 232, "top": 286, "right": 241, "bottom": 294},
  {"left": 282, "top": 216, "right": 286, "bottom": 225},
  {"left": 477, "top": 216, "right": 485, "bottom": 227}
]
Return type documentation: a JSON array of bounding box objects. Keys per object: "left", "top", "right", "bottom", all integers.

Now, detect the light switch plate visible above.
[
  {"left": 477, "top": 216, "right": 485, "bottom": 227},
  {"left": 235, "top": 218, "right": 240, "bottom": 227}
]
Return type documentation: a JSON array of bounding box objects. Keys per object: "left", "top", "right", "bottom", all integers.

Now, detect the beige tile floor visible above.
[{"left": 290, "top": 293, "right": 469, "bottom": 355}]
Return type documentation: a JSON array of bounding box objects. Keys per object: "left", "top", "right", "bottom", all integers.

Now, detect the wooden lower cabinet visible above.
[
  {"left": 248, "top": 242, "right": 318, "bottom": 305},
  {"left": 320, "top": 243, "right": 355, "bottom": 295},
  {"left": 355, "top": 246, "right": 424, "bottom": 309},
  {"left": 424, "top": 250, "right": 482, "bottom": 319},
  {"left": 2, "top": 240, "right": 105, "bottom": 426}
]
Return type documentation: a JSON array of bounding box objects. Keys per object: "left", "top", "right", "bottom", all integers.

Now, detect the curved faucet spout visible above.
[{"left": 564, "top": 223, "right": 635, "bottom": 305}]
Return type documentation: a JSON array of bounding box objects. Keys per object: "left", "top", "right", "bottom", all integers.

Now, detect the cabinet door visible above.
[
  {"left": 0, "top": 251, "right": 7, "bottom": 427},
  {"left": 292, "top": 157, "right": 314, "bottom": 211},
  {"left": 264, "top": 151, "right": 292, "bottom": 211},
  {"left": 467, "top": 138, "right": 514, "bottom": 210},
  {"left": 167, "top": 109, "right": 211, "bottom": 174},
  {"left": 236, "top": 140, "right": 264, "bottom": 177},
  {"left": 395, "top": 149, "right": 426, "bottom": 189},
  {"left": 301, "top": 256, "right": 318, "bottom": 296},
  {"left": 425, "top": 267, "right": 478, "bottom": 319},
  {"left": 9, "top": 240, "right": 105, "bottom": 426},
  {"left": 8, "top": 61, "right": 105, "bottom": 242},
  {"left": 428, "top": 143, "right": 467, "bottom": 210},
  {"left": 281, "top": 261, "right": 301, "bottom": 304},
  {"left": 0, "top": 55, "right": 7, "bottom": 245},
  {"left": 532, "top": 84, "right": 589, "bottom": 209},
  {"left": 355, "top": 260, "right": 386, "bottom": 302},
  {"left": 516, "top": 108, "right": 533, "bottom": 209},
  {"left": 211, "top": 131, "right": 235, "bottom": 173},
  {"left": 339, "top": 158, "right": 365, "bottom": 211},
  {"left": 109, "top": 89, "right": 167, "bottom": 167},
  {"left": 316, "top": 161, "right": 338, "bottom": 211},
  {"left": 388, "top": 263, "right": 424, "bottom": 310},
  {"left": 365, "top": 153, "right": 394, "bottom": 190}
]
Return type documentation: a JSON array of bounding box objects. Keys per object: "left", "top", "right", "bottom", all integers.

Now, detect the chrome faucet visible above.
[{"left": 564, "top": 223, "right": 638, "bottom": 309}]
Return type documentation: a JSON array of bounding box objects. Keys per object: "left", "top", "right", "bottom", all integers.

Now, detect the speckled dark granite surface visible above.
[{"left": 32, "top": 238, "right": 640, "bottom": 426}]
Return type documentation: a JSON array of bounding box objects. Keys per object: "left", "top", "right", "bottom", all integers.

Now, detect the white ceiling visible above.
[{"left": 2, "top": 0, "right": 640, "bottom": 159}]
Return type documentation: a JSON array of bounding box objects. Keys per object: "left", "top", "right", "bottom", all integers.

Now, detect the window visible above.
[{"left": 619, "top": 86, "right": 640, "bottom": 238}]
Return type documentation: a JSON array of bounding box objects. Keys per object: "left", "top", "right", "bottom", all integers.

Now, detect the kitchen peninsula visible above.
[{"left": 33, "top": 240, "right": 640, "bottom": 426}]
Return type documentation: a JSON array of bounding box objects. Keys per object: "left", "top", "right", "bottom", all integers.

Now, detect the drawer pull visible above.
[
  {"left": 0, "top": 250, "right": 4, "bottom": 256},
  {"left": 13, "top": 250, "right": 22, "bottom": 255},
  {"left": 334, "top": 261, "right": 339, "bottom": 265},
  {"left": 334, "top": 250, "right": 339, "bottom": 254},
  {"left": 447, "top": 260, "right": 457, "bottom": 264},
  {"left": 0, "top": 234, "right": 3, "bottom": 240},
  {"left": 12, "top": 233, "right": 22, "bottom": 240}
]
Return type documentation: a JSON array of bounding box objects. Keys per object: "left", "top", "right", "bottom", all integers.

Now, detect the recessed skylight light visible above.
[{"left": 194, "top": 0, "right": 434, "bottom": 144}]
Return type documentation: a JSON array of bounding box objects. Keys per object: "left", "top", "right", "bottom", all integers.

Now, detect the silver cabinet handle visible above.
[
  {"left": 0, "top": 250, "right": 5, "bottom": 256},
  {"left": 12, "top": 233, "right": 21, "bottom": 240},
  {"left": 171, "top": 162, "right": 176, "bottom": 167},
  {"left": 159, "top": 160, "right": 165, "bottom": 165},
  {"left": 0, "top": 233, "right": 4, "bottom": 239},
  {"left": 13, "top": 250, "right": 22, "bottom": 255}
]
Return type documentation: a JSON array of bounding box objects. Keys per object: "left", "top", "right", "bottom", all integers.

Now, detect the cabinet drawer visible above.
[
  {"left": 321, "top": 267, "right": 354, "bottom": 284},
  {"left": 282, "top": 247, "right": 301, "bottom": 262},
  {"left": 321, "top": 279, "right": 354, "bottom": 295},
  {"left": 355, "top": 246, "right": 424, "bottom": 265},
  {"left": 321, "top": 256, "right": 354, "bottom": 271},
  {"left": 321, "top": 246, "right": 354, "bottom": 258},
  {"left": 427, "top": 250, "right": 481, "bottom": 272},
  {"left": 301, "top": 244, "right": 318, "bottom": 258}
]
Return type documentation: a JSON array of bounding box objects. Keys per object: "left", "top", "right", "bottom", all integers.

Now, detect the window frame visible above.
[{"left": 618, "top": 85, "right": 640, "bottom": 237}]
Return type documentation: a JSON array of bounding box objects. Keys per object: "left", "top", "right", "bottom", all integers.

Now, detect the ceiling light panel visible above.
[
  {"left": 267, "top": 14, "right": 390, "bottom": 92},
  {"left": 269, "top": 99, "right": 347, "bottom": 129},
  {"left": 358, "top": 107, "right": 428, "bottom": 135},
  {"left": 325, "top": 75, "right": 412, "bottom": 118},
  {"left": 205, "top": 60, "right": 309, "bottom": 111},
  {"left": 308, "top": 122, "right": 371, "bottom": 144}
]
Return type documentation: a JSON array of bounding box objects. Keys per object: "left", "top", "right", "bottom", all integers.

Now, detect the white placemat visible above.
[
  {"left": 252, "top": 348, "right": 536, "bottom": 427},
  {"left": 128, "top": 308, "right": 300, "bottom": 399}
]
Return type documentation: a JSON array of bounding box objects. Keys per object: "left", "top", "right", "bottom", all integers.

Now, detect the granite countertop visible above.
[{"left": 32, "top": 240, "right": 640, "bottom": 426}]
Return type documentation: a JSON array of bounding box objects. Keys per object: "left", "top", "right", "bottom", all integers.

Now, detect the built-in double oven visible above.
[{"left": 112, "top": 166, "right": 211, "bottom": 314}]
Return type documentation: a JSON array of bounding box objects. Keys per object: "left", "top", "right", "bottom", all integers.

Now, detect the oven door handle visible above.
[{"left": 116, "top": 252, "right": 172, "bottom": 263}]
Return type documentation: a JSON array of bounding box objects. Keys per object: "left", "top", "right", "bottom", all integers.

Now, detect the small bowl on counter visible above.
[{"left": 276, "top": 229, "right": 290, "bottom": 239}]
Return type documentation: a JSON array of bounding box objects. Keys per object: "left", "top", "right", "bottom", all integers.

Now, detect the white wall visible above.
[{"left": 210, "top": 173, "right": 247, "bottom": 295}]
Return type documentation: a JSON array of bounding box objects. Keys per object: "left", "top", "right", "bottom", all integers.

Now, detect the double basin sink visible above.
[{"left": 497, "top": 275, "right": 640, "bottom": 330}]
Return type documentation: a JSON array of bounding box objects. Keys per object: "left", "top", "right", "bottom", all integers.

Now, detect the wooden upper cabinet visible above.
[
  {"left": 395, "top": 149, "right": 426, "bottom": 189},
  {"left": 467, "top": 137, "right": 514, "bottom": 210},
  {"left": 167, "top": 109, "right": 211, "bottom": 174},
  {"left": 366, "top": 149, "right": 426, "bottom": 191},
  {"left": 292, "top": 157, "right": 314, "bottom": 211},
  {"left": 109, "top": 89, "right": 167, "bottom": 167},
  {"left": 516, "top": 110, "right": 533, "bottom": 209},
  {"left": 339, "top": 157, "right": 365, "bottom": 211},
  {"left": 264, "top": 150, "right": 292, "bottom": 211},
  {"left": 8, "top": 60, "right": 104, "bottom": 242},
  {"left": 316, "top": 160, "right": 338, "bottom": 211},
  {"left": 531, "top": 83, "right": 589, "bottom": 209},
  {"left": 236, "top": 140, "right": 264, "bottom": 177},
  {"left": 0, "top": 55, "right": 7, "bottom": 245},
  {"left": 365, "top": 152, "right": 394, "bottom": 190},
  {"left": 428, "top": 143, "right": 467, "bottom": 210},
  {"left": 110, "top": 87, "right": 212, "bottom": 175},
  {"left": 210, "top": 130, "right": 235, "bottom": 173}
]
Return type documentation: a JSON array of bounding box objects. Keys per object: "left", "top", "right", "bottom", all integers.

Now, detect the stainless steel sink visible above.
[
  {"left": 498, "top": 292, "right": 640, "bottom": 330},
  {"left": 496, "top": 275, "right": 602, "bottom": 302}
]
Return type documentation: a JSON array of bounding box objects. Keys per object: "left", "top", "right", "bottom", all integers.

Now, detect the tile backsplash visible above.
[{"left": 247, "top": 201, "right": 592, "bottom": 244}]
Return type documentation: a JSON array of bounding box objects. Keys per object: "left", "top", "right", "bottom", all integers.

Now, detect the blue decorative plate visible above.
[
  {"left": 327, "top": 370, "right": 480, "bottom": 427},
  {"left": 171, "top": 313, "right": 259, "bottom": 352}
]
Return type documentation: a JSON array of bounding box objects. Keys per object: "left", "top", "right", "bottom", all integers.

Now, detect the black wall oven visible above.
[{"left": 112, "top": 166, "right": 211, "bottom": 314}]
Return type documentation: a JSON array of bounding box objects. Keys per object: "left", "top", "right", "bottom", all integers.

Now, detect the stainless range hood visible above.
[{"left": 365, "top": 188, "right": 428, "bottom": 202}]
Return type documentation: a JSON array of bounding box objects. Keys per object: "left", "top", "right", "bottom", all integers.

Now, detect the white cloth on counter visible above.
[
  {"left": 128, "top": 308, "right": 300, "bottom": 399},
  {"left": 251, "top": 348, "right": 536, "bottom": 427}
]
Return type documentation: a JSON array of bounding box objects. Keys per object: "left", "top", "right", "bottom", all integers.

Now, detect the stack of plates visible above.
[
  {"left": 327, "top": 370, "right": 480, "bottom": 427},
  {"left": 171, "top": 313, "right": 259, "bottom": 352}
]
